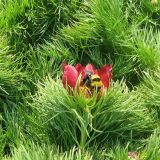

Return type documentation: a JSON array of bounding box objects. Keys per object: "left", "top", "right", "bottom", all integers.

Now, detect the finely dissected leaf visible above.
[
  {"left": 2, "top": 142, "right": 92, "bottom": 160},
  {"left": 140, "top": 131, "right": 160, "bottom": 160},
  {"left": 27, "top": 78, "right": 156, "bottom": 149},
  {"left": 0, "top": 0, "right": 160, "bottom": 159}
]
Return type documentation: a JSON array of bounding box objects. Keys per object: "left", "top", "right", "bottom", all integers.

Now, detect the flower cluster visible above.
[{"left": 62, "top": 63, "right": 112, "bottom": 97}]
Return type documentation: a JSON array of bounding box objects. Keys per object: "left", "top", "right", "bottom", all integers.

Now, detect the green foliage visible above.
[
  {"left": 0, "top": 0, "right": 160, "bottom": 159},
  {"left": 142, "top": 69, "right": 160, "bottom": 107},
  {"left": 106, "top": 144, "right": 129, "bottom": 160},
  {"left": 25, "top": 40, "right": 72, "bottom": 82},
  {"left": 141, "top": 131, "right": 160, "bottom": 160},
  {"left": 0, "top": 114, "right": 6, "bottom": 158},
  {"left": 92, "top": 0, "right": 127, "bottom": 43},
  {"left": 0, "top": 35, "right": 29, "bottom": 105},
  {"left": 57, "top": 18, "right": 101, "bottom": 52},
  {"left": 123, "top": 27, "right": 160, "bottom": 69},
  {"left": 142, "top": 0, "right": 160, "bottom": 15},
  {"left": 140, "top": 69, "right": 160, "bottom": 120},
  {"left": 0, "top": 66, "right": 27, "bottom": 104},
  {"left": 0, "top": 0, "right": 85, "bottom": 52},
  {"left": 27, "top": 78, "right": 156, "bottom": 149},
  {"left": 3, "top": 143, "right": 92, "bottom": 160}
]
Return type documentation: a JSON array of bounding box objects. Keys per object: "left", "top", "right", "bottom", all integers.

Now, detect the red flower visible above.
[{"left": 62, "top": 63, "right": 112, "bottom": 95}]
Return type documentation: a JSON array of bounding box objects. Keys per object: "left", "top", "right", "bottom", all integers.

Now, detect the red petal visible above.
[
  {"left": 85, "top": 64, "right": 95, "bottom": 74},
  {"left": 94, "top": 69, "right": 98, "bottom": 74},
  {"left": 62, "top": 62, "right": 67, "bottom": 71},
  {"left": 62, "top": 65, "right": 78, "bottom": 88},
  {"left": 75, "top": 63, "right": 84, "bottom": 73},
  {"left": 75, "top": 63, "right": 83, "bottom": 71},
  {"left": 98, "top": 64, "right": 112, "bottom": 88}
]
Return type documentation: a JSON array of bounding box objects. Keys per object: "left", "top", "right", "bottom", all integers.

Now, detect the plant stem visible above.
[
  {"left": 80, "top": 126, "right": 87, "bottom": 149},
  {"left": 80, "top": 108, "right": 90, "bottom": 149}
]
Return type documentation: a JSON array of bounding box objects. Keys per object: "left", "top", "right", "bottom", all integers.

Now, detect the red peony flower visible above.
[{"left": 62, "top": 63, "right": 112, "bottom": 96}]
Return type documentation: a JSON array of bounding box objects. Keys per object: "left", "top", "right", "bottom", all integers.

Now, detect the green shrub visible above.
[
  {"left": 141, "top": 131, "right": 160, "bottom": 160},
  {"left": 0, "top": 0, "right": 85, "bottom": 52},
  {"left": 3, "top": 142, "right": 92, "bottom": 160},
  {"left": 27, "top": 78, "right": 156, "bottom": 149}
]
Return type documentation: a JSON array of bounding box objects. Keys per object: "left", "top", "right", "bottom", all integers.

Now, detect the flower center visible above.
[{"left": 83, "top": 74, "right": 103, "bottom": 89}]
